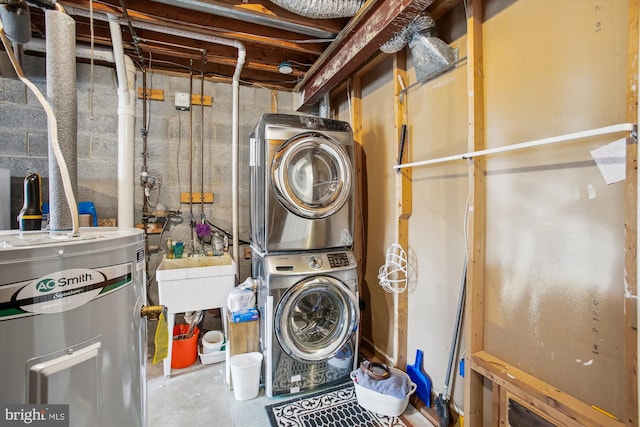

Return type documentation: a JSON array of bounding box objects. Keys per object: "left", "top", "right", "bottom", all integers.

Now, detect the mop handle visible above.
[{"left": 442, "top": 257, "right": 467, "bottom": 399}]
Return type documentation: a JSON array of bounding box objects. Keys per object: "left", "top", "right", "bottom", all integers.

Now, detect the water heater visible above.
[{"left": 0, "top": 228, "right": 146, "bottom": 426}]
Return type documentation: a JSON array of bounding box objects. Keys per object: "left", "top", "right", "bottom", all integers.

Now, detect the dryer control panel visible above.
[
  {"left": 327, "top": 252, "right": 351, "bottom": 268},
  {"left": 267, "top": 250, "right": 356, "bottom": 274}
]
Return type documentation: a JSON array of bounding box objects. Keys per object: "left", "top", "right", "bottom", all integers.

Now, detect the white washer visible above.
[
  {"left": 253, "top": 249, "right": 359, "bottom": 397},
  {"left": 250, "top": 113, "right": 355, "bottom": 253}
]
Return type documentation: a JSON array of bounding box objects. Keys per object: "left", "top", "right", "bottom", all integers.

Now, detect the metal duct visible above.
[
  {"left": 150, "top": 0, "right": 335, "bottom": 38},
  {"left": 46, "top": 10, "right": 78, "bottom": 232},
  {"left": 268, "top": 0, "right": 364, "bottom": 19}
]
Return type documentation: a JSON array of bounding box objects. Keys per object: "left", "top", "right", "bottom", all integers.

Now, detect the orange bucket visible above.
[{"left": 171, "top": 324, "right": 200, "bottom": 369}]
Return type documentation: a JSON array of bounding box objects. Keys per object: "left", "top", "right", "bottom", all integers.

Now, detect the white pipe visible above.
[
  {"left": 108, "top": 15, "right": 136, "bottom": 229},
  {"left": 131, "top": 20, "right": 246, "bottom": 275},
  {"left": 395, "top": 123, "right": 637, "bottom": 169},
  {"left": 24, "top": 38, "right": 115, "bottom": 62}
]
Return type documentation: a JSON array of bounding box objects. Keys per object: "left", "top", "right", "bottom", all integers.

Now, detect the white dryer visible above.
[
  {"left": 250, "top": 113, "right": 355, "bottom": 253},
  {"left": 253, "top": 249, "right": 359, "bottom": 397}
]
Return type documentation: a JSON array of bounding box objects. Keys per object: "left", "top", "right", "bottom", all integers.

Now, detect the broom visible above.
[{"left": 435, "top": 258, "right": 467, "bottom": 427}]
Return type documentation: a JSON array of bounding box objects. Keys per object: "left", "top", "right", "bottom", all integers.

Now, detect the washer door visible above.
[
  {"left": 271, "top": 132, "right": 352, "bottom": 219},
  {"left": 275, "top": 276, "right": 358, "bottom": 362}
]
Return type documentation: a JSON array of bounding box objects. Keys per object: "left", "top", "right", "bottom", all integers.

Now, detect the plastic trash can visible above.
[{"left": 229, "top": 352, "right": 263, "bottom": 400}]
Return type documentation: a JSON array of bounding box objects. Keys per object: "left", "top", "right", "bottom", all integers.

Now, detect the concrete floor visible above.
[
  {"left": 146, "top": 356, "right": 433, "bottom": 427},
  {"left": 144, "top": 294, "right": 432, "bottom": 426},
  {"left": 147, "top": 355, "right": 270, "bottom": 427},
  {"left": 146, "top": 309, "right": 273, "bottom": 427}
]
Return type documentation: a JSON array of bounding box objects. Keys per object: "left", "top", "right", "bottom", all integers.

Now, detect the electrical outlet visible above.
[{"left": 175, "top": 92, "right": 191, "bottom": 111}]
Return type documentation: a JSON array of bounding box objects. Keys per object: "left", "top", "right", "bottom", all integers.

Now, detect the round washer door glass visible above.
[
  {"left": 271, "top": 132, "right": 352, "bottom": 219},
  {"left": 275, "top": 276, "right": 358, "bottom": 361}
]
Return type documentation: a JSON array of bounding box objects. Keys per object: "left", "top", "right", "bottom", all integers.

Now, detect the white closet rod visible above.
[{"left": 394, "top": 123, "right": 637, "bottom": 170}]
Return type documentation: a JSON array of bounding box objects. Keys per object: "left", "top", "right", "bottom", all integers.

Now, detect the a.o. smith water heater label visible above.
[{"left": 0, "top": 263, "right": 132, "bottom": 320}]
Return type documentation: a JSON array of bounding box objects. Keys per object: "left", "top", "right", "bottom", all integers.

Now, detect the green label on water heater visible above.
[{"left": 0, "top": 264, "right": 132, "bottom": 320}]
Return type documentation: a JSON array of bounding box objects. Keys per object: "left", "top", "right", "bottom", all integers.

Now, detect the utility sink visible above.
[
  {"left": 155, "top": 254, "right": 237, "bottom": 377},
  {"left": 156, "top": 254, "right": 236, "bottom": 314},
  {"left": 156, "top": 254, "right": 235, "bottom": 281}
]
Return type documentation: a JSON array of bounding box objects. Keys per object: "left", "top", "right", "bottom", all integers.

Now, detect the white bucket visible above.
[
  {"left": 202, "top": 330, "right": 225, "bottom": 353},
  {"left": 229, "top": 352, "right": 263, "bottom": 400}
]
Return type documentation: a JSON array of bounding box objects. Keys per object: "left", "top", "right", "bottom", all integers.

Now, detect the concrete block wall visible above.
[
  {"left": 134, "top": 71, "right": 298, "bottom": 281},
  {"left": 0, "top": 52, "right": 298, "bottom": 281}
]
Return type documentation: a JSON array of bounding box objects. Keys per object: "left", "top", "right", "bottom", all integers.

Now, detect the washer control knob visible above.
[{"left": 308, "top": 255, "right": 323, "bottom": 269}]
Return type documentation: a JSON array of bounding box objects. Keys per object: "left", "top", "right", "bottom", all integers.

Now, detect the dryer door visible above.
[
  {"left": 271, "top": 132, "right": 352, "bottom": 219},
  {"left": 275, "top": 276, "right": 358, "bottom": 362}
]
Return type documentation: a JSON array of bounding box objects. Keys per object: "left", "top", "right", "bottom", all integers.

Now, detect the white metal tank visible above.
[{"left": 0, "top": 228, "right": 146, "bottom": 426}]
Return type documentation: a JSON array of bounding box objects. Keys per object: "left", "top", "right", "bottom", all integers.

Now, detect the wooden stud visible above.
[
  {"left": 349, "top": 76, "right": 366, "bottom": 303},
  {"left": 393, "top": 49, "right": 410, "bottom": 370},
  {"left": 625, "top": 0, "right": 639, "bottom": 425},
  {"left": 464, "top": 0, "right": 487, "bottom": 425},
  {"left": 496, "top": 384, "right": 505, "bottom": 427}
]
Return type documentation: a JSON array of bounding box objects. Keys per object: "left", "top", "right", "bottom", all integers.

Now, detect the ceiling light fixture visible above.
[{"left": 278, "top": 61, "right": 293, "bottom": 74}]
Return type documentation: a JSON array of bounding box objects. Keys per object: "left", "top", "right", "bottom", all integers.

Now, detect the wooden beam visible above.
[
  {"left": 464, "top": 0, "right": 486, "bottom": 425},
  {"left": 297, "top": 0, "right": 433, "bottom": 109}
]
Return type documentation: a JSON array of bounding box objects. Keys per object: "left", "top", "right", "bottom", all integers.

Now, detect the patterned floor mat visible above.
[{"left": 265, "top": 383, "right": 408, "bottom": 427}]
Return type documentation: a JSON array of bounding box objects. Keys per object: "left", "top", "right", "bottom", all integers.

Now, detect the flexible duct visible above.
[
  {"left": 380, "top": 12, "right": 435, "bottom": 54},
  {"left": 46, "top": 10, "right": 78, "bottom": 232},
  {"left": 380, "top": 11, "right": 454, "bottom": 82},
  {"left": 268, "top": 0, "right": 364, "bottom": 19}
]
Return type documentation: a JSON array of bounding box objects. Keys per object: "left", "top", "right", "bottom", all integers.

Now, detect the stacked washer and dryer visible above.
[{"left": 249, "top": 114, "right": 360, "bottom": 397}]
